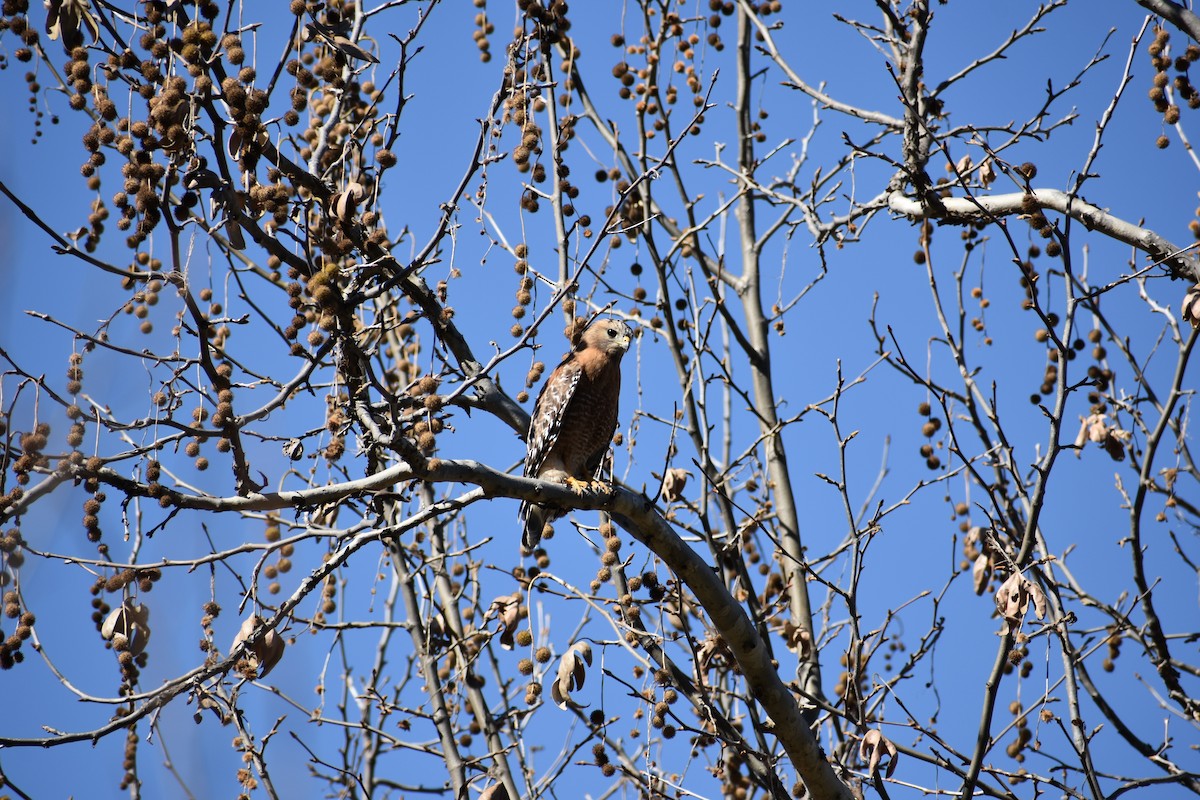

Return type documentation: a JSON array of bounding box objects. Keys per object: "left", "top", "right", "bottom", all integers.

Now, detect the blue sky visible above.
[{"left": 1, "top": 1, "right": 1197, "bottom": 797}]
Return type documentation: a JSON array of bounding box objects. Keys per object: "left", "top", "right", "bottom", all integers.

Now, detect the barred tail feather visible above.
[{"left": 520, "top": 502, "right": 548, "bottom": 550}]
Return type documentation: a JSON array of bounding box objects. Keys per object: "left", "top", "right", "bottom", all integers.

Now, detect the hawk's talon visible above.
[{"left": 565, "top": 477, "right": 591, "bottom": 494}]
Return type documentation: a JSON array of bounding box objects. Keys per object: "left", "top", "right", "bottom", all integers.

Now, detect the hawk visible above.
[{"left": 519, "top": 319, "right": 633, "bottom": 549}]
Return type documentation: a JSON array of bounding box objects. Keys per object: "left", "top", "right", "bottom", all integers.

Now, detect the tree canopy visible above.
[{"left": 0, "top": 1, "right": 1197, "bottom": 798}]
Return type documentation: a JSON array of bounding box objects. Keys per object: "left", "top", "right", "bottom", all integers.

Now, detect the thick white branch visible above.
[
  {"left": 888, "top": 189, "right": 1199, "bottom": 280},
  {"left": 1136, "top": 0, "right": 1200, "bottom": 43}
]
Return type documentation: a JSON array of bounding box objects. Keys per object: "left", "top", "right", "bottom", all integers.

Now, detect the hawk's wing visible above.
[
  {"left": 519, "top": 356, "right": 582, "bottom": 546},
  {"left": 523, "top": 356, "right": 582, "bottom": 480}
]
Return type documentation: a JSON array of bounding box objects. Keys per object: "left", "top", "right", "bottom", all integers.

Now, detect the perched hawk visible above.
[{"left": 519, "top": 319, "right": 633, "bottom": 549}]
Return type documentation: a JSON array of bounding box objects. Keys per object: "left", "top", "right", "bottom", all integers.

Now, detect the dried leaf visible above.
[
  {"left": 1162, "top": 467, "right": 1179, "bottom": 491},
  {"left": 301, "top": 22, "right": 379, "bottom": 63},
  {"left": 551, "top": 641, "right": 592, "bottom": 710},
  {"left": 661, "top": 468, "right": 689, "bottom": 502},
  {"left": 1075, "top": 412, "right": 1128, "bottom": 462},
  {"left": 859, "top": 728, "right": 899, "bottom": 778},
  {"left": 696, "top": 631, "right": 732, "bottom": 674},
  {"left": 1103, "top": 433, "right": 1126, "bottom": 462},
  {"left": 231, "top": 615, "right": 285, "bottom": 678},
  {"left": 972, "top": 553, "right": 992, "bottom": 596},
  {"left": 979, "top": 158, "right": 996, "bottom": 189},
  {"left": 1084, "top": 413, "right": 1109, "bottom": 444},
  {"left": 1078, "top": 412, "right": 1129, "bottom": 462},
  {"left": 994, "top": 572, "right": 1026, "bottom": 634},
  {"left": 1182, "top": 282, "right": 1200, "bottom": 328},
  {"left": 993, "top": 572, "right": 1046, "bottom": 634},
  {"left": 227, "top": 129, "right": 244, "bottom": 161},
  {"left": 184, "top": 167, "right": 221, "bottom": 191},
  {"left": 101, "top": 599, "right": 151, "bottom": 656},
  {"left": 781, "top": 620, "right": 813, "bottom": 660},
  {"left": 1072, "top": 415, "right": 1089, "bottom": 453},
  {"left": 45, "top": 0, "right": 100, "bottom": 53},
  {"left": 329, "top": 187, "right": 361, "bottom": 225},
  {"left": 490, "top": 592, "right": 522, "bottom": 650},
  {"left": 311, "top": 500, "right": 339, "bottom": 528},
  {"left": 282, "top": 439, "right": 304, "bottom": 461},
  {"left": 258, "top": 633, "right": 284, "bottom": 677},
  {"left": 212, "top": 187, "right": 247, "bottom": 250},
  {"left": 1027, "top": 578, "right": 1047, "bottom": 620},
  {"left": 224, "top": 219, "right": 246, "bottom": 250},
  {"left": 962, "top": 525, "right": 984, "bottom": 559},
  {"left": 330, "top": 34, "right": 380, "bottom": 63}
]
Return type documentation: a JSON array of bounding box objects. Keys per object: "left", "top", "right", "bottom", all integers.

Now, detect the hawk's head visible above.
[{"left": 579, "top": 319, "right": 633, "bottom": 356}]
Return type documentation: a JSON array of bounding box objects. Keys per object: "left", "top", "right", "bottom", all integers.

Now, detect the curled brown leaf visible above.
[
  {"left": 329, "top": 182, "right": 367, "bottom": 225},
  {"left": 212, "top": 187, "right": 247, "bottom": 250},
  {"left": 101, "top": 599, "right": 151, "bottom": 656},
  {"left": 302, "top": 22, "right": 380, "bottom": 63},
  {"left": 489, "top": 591, "right": 522, "bottom": 650},
  {"left": 231, "top": 615, "right": 285, "bottom": 678},
  {"left": 1076, "top": 412, "right": 1129, "bottom": 462},
  {"left": 551, "top": 641, "right": 592, "bottom": 710},
  {"left": 45, "top": 0, "right": 100, "bottom": 53},
  {"left": 781, "top": 620, "right": 813, "bottom": 660},
  {"left": 972, "top": 552, "right": 992, "bottom": 596},
  {"left": 993, "top": 572, "right": 1047, "bottom": 634},
  {"left": 1027, "top": 577, "right": 1047, "bottom": 621},
  {"left": 979, "top": 158, "right": 997, "bottom": 188},
  {"left": 1182, "top": 282, "right": 1200, "bottom": 328},
  {"left": 661, "top": 468, "right": 689, "bottom": 502},
  {"left": 858, "top": 728, "right": 899, "bottom": 778}
]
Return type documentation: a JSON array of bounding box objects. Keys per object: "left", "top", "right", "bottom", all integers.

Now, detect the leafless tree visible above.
[{"left": 1, "top": 1, "right": 1197, "bottom": 798}]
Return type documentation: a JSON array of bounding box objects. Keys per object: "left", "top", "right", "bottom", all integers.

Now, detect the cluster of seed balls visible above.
[
  {"left": 0, "top": 588, "right": 34, "bottom": 669},
  {"left": 1148, "top": 27, "right": 1200, "bottom": 245},
  {"left": 1147, "top": 26, "right": 1200, "bottom": 151},
  {"left": 1003, "top": 699, "right": 1056, "bottom": 782},
  {"left": 93, "top": 568, "right": 162, "bottom": 683},
  {"left": 498, "top": 0, "right": 788, "bottom": 297}
]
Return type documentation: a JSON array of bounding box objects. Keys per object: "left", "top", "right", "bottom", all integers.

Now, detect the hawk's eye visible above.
[{"left": 607, "top": 328, "right": 617, "bottom": 337}]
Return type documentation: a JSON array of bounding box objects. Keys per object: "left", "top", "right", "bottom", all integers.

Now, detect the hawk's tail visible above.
[{"left": 519, "top": 502, "right": 549, "bottom": 550}]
